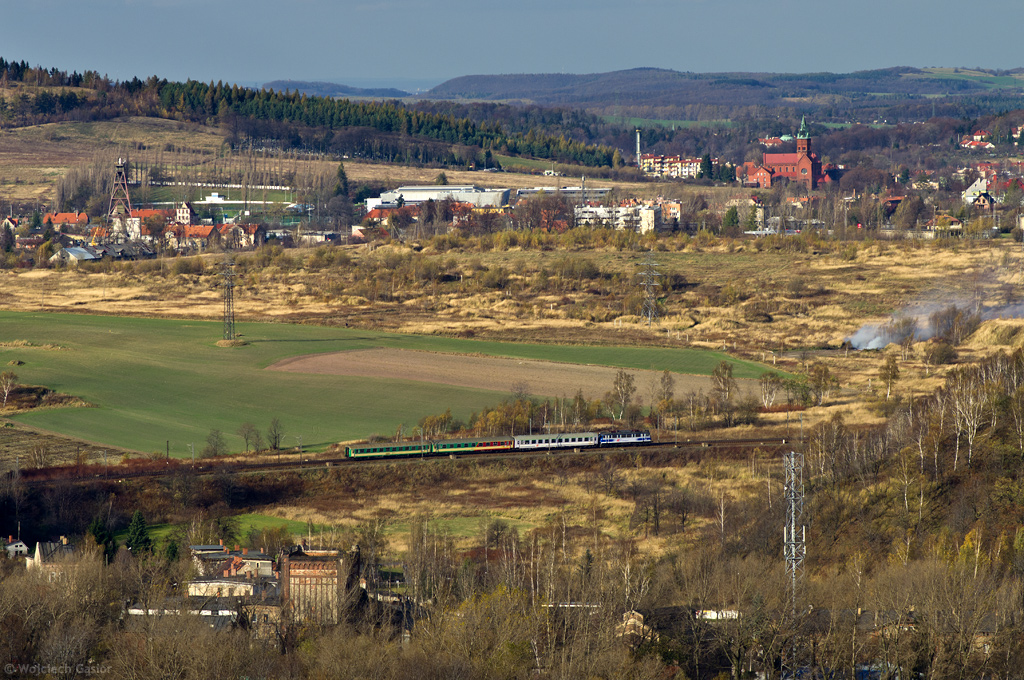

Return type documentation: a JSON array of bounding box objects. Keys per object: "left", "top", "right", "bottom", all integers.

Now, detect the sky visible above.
[{"left": 4, "top": 0, "right": 1023, "bottom": 91}]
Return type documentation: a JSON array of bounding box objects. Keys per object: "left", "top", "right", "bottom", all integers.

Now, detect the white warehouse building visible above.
[{"left": 366, "top": 185, "right": 510, "bottom": 211}]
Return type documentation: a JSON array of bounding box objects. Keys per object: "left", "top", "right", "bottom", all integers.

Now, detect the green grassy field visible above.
[
  {"left": 492, "top": 155, "right": 554, "bottom": 171},
  {"left": 144, "top": 186, "right": 295, "bottom": 204},
  {"left": 112, "top": 513, "right": 327, "bottom": 547},
  {"left": 916, "top": 68, "right": 1024, "bottom": 90},
  {"left": 111, "top": 512, "right": 529, "bottom": 551},
  {"left": 0, "top": 312, "right": 770, "bottom": 456}
]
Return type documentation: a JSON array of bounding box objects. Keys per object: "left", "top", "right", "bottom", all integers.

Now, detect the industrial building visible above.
[{"left": 366, "top": 185, "right": 510, "bottom": 211}]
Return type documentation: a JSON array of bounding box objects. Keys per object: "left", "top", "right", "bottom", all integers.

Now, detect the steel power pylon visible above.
[
  {"left": 783, "top": 450, "right": 806, "bottom": 672},
  {"left": 639, "top": 252, "right": 661, "bottom": 327},
  {"left": 784, "top": 450, "right": 805, "bottom": 616},
  {"left": 221, "top": 258, "right": 236, "bottom": 340}
]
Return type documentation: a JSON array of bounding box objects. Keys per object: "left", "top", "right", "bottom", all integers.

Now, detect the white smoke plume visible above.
[{"left": 845, "top": 298, "right": 1024, "bottom": 350}]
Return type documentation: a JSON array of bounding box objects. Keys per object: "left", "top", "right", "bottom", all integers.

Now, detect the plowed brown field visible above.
[{"left": 268, "top": 347, "right": 756, "bottom": 400}]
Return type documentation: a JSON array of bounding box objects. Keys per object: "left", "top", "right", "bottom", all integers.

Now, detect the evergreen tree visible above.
[
  {"left": 125, "top": 510, "right": 153, "bottom": 555},
  {"left": 723, "top": 206, "right": 740, "bottom": 228},
  {"left": 699, "top": 153, "right": 713, "bottom": 180},
  {"left": 87, "top": 515, "right": 117, "bottom": 562},
  {"left": 334, "top": 162, "right": 349, "bottom": 197},
  {"left": 744, "top": 206, "right": 759, "bottom": 231}
]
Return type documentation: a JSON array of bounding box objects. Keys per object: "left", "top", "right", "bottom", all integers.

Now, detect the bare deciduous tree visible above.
[
  {"left": 760, "top": 371, "right": 783, "bottom": 409},
  {"left": 607, "top": 369, "right": 636, "bottom": 421},
  {"left": 267, "top": 417, "right": 284, "bottom": 450},
  {"left": 237, "top": 422, "right": 259, "bottom": 452},
  {"left": 0, "top": 370, "right": 17, "bottom": 408},
  {"left": 947, "top": 367, "right": 987, "bottom": 469},
  {"left": 712, "top": 361, "right": 737, "bottom": 404}
]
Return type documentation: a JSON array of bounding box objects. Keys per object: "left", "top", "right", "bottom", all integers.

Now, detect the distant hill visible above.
[
  {"left": 423, "top": 66, "right": 1024, "bottom": 115},
  {"left": 263, "top": 80, "right": 410, "bottom": 98}
]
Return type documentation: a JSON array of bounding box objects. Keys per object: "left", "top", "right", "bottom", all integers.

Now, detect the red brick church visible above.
[{"left": 740, "top": 117, "right": 831, "bottom": 190}]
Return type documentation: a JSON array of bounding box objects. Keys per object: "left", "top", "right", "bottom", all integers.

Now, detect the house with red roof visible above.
[
  {"left": 165, "top": 225, "right": 218, "bottom": 251},
  {"left": 42, "top": 212, "right": 88, "bottom": 228},
  {"left": 995, "top": 177, "right": 1024, "bottom": 195},
  {"left": 130, "top": 208, "right": 174, "bottom": 221},
  {"left": 163, "top": 223, "right": 264, "bottom": 252},
  {"left": 363, "top": 205, "right": 420, "bottom": 225},
  {"left": 973, "top": 161, "right": 1000, "bottom": 177}
]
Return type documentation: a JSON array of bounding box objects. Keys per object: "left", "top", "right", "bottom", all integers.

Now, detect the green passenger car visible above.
[{"left": 346, "top": 441, "right": 432, "bottom": 459}]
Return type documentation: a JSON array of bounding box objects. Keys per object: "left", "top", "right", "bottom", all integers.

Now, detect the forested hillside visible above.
[
  {"left": 6, "top": 57, "right": 1024, "bottom": 180},
  {"left": 262, "top": 79, "right": 410, "bottom": 99},
  {"left": 424, "top": 66, "right": 1024, "bottom": 122},
  {"left": 0, "top": 58, "right": 619, "bottom": 168}
]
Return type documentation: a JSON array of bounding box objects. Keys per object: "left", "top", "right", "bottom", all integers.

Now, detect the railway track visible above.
[{"left": 11, "top": 436, "right": 799, "bottom": 487}]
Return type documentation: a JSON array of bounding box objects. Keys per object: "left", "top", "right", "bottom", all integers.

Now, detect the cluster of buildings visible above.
[
  {"left": 738, "top": 118, "right": 838, "bottom": 190},
  {"left": 96, "top": 201, "right": 265, "bottom": 253},
  {"left": 639, "top": 118, "right": 842, "bottom": 191},
  {"left": 13, "top": 160, "right": 270, "bottom": 265},
  {"left": 638, "top": 155, "right": 717, "bottom": 179},
  {"left": 1, "top": 201, "right": 267, "bottom": 267},
  {"left": 363, "top": 184, "right": 677, "bottom": 235},
  {"left": 960, "top": 129, "right": 996, "bottom": 150},
  {"left": 4, "top": 533, "right": 406, "bottom": 638},
  {"left": 958, "top": 127, "right": 1024, "bottom": 150}
]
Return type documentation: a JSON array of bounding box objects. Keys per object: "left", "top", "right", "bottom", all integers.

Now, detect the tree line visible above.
[{"left": 0, "top": 58, "right": 620, "bottom": 169}]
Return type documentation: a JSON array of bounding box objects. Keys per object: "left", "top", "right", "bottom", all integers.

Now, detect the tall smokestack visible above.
[{"left": 635, "top": 129, "right": 641, "bottom": 167}]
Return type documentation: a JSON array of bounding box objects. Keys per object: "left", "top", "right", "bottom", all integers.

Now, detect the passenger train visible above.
[{"left": 346, "top": 430, "right": 651, "bottom": 460}]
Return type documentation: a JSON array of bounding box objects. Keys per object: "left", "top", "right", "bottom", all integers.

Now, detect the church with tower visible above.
[{"left": 740, "top": 117, "right": 830, "bottom": 191}]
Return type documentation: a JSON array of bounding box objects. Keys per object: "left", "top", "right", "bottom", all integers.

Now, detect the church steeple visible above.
[{"left": 796, "top": 116, "right": 811, "bottom": 157}]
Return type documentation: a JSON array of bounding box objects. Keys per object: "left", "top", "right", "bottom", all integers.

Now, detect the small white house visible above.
[{"left": 4, "top": 536, "right": 28, "bottom": 558}]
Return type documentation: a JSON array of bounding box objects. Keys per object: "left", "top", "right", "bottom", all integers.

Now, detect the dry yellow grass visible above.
[
  {"left": 0, "top": 117, "right": 226, "bottom": 200},
  {"left": 1, "top": 233, "right": 1021, "bottom": 475},
  {"left": 0, "top": 116, "right": 649, "bottom": 202},
  {"left": 257, "top": 454, "right": 777, "bottom": 555}
]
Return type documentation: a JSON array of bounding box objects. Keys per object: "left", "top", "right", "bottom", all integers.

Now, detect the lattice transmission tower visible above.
[
  {"left": 783, "top": 450, "right": 806, "bottom": 673},
  {"left": 221, "top": 258, "right": 236, "bottom": 340},
  {"left": 639, "top": 252, "right": 661, "bottom": 327},
  {"left": 783, "top": 450, "right": 805, "bottom": 618}
]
